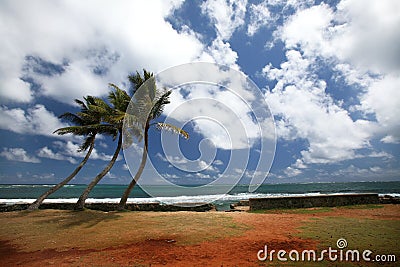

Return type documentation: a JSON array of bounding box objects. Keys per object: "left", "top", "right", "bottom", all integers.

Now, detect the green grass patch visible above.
[
  {"left": 259, "top": 215, "right": 399, "bottom": 267},
  {"left": 338, "top": 204, "right": 384, "bottom": 210},
  {"left": 256, "top": 205, "right": 398, "bottom": 266},
  {"left": 295, "top": 217, "right": 400, "bottom": 266},
  {"left": 250, "top": 207, "right": 333, "bottom": 214},
  {"left": 250, "top": 204, "right": 384, "bottom": 215}
]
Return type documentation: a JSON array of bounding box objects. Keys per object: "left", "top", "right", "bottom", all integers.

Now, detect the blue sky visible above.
[{"left": 0, "top": 0, "right": 399, "bottom": 185}]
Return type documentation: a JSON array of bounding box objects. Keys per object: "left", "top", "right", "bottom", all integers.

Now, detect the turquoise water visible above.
[{"left": 1, "top": 181, "right": 399, "bottom": 210}]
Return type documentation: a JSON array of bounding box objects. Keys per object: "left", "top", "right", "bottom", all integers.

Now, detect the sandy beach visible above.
[{"left": 0, "top": 204, "right": 399, "bottom": 266}]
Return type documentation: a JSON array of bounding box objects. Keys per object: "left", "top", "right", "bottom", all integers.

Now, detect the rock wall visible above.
[
  {"left": 0, "top": 202, "right": 215, "bottom": 212},
  {"left": 249, "top": 193, "right": 380, "bottom": 210}
]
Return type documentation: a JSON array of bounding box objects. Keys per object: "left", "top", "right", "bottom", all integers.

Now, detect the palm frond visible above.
[
  {"left": 79, "top": 135, "right": 95, "bottom": 152},
  {"left": 128, "top": 69, "right": 154, "bottom": 94},
  {"left": 150, "top": 90, "right": 171, "bottom": 120},
  {"left": 122, "top": 126, "right": 143, "bottom": 148},
  {"left": 84, "top": 95, "right": 97, "bottom": 106},
  {"left": 92, "top": 96, "right": 111, "bottom": 108},
  {"left": 108, "top": 83, "right": 131, "bottom": 112},
  {"left": 76, "top": 111, "right": 98, "bottom": 124},
  {"left": 129, "top": 69, "right": 156, "bottom": 99},
  {"left": 54, "top": 124, "right": 117, "bottom": 137},
  {"left": 143, "top": 69, "right": 153, "bottom": 81},
  {"left": 128, "top": 71, "right": 144, "bottom": 94},
  {"left": 54, "top": 126, "right": 93, "bottom": 136},
  {"left": 95, "top": 124, "right": 119, "bottom": 140},
  {"left": 74, "top": 99, "right": 88, "bottom": 111},
  {"left": 123, "top": 113, "right": 142, "bottom": 142},
  {"left": 156, "top": 123, "right": 189, "bottom": 139},
  {"left": 86, "top": 104, "right": 110, "bottom": 117},
  {"left": 59, "top": 112, "right": 84, "bottom": 126}
]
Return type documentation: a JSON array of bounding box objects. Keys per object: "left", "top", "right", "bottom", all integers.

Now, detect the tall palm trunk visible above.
[
  {"left": 118, "top": 122, "right": 149, "bottom": 210},
  {"left": 75, "top": 132, "right": 122, "bottom": 210},
  {"left": 27, "top": 140, "right": 95, "bottom": 211}
]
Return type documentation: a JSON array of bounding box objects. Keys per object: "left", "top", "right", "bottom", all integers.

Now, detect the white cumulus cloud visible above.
[
  {"left": 1, "top": 147, "right": 40, "bottom": 163},
  {"left": 264, "top": 50, "right": 375, "bottom": 164},
  {"left": 201, "top": 0, "right": 247, "bottom": 40},
  {"left": 247, "top": 1, "right": 273, "bottom": 36},
  {"left": 52, "top": 141, "right": 118, "bottom": 162},
  {"left": 262, "top": 0, "right": 400, "bottom": 169},
  {"left": 0, "top": 0, "right": 206, "bottom": 104},
  {"left": 0, "top": 104, "right": 68, "bottom": 137},
  {"left": 37, "top": 146, "right": 77, "bottom": 164},
  {"left": 359, "top": 75, "right": 400, "bottom": 144}
]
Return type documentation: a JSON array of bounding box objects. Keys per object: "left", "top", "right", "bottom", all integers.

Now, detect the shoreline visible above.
[{"left": 2, "top": 194, "right": 398, "bottom": 212}]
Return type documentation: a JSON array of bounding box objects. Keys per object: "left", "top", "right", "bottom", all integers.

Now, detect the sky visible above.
[{"left": 0, "top": 0, "right": 399, "bottom": 186}]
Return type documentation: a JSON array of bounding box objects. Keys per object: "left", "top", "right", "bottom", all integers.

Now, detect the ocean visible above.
[{"left": 1, "top": 181, "right": 399, "bottom": 210}]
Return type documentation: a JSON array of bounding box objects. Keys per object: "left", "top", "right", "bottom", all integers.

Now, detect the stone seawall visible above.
[
  {"left": 249, "top": 193, "right": 380, "bottom": 210},
  {"left": 0, "top": 202, "right": 215, "bottom": 212}
]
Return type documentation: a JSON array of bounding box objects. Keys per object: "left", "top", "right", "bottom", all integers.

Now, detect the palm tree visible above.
[
  {"left": 27, "top": 97, "right": 117, "bottom": 210},
  {"left": 117, "top": 70, "right": 189, "bottom": 210},
  {"left": 74, "top": 86, "right": 136, "bottom": 210}
]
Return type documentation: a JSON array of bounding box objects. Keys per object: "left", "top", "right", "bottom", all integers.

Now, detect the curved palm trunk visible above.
[
  {"left": 118, "top": 123, "right": 149, "bottom": 210},
  {"left": 75, "top": 132, "right": 122, "bottom": 210},
  {"left": 27, "top": 140, "right": 95, "bottom": 211}
]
